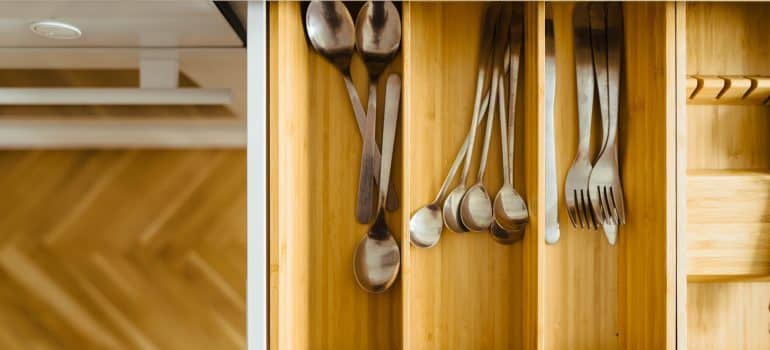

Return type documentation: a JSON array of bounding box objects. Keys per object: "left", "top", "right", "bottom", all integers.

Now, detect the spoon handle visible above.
[
  {"left": 477, "top": 5, "right": 512, "bottom": 183},
  {"left": 378, "top": 74, "right": 401, "bottom": 209},
  {"left": 433, "top": 90, "right": 492, "bottom": 204},
  {"left": 461, "top": 4, "right": 501, "bottom": 186},
  {"left": 343, "top": 73, "right": 399, "bottom": 211},
  {"left": 355, "top": 81, "right": 378, "bottom": 224},
  {"left": 497, "top": 72, "right": 510, "bottom": 185},
  {"left": 508, "top": 10, "right": 523, "bottom": 185}
]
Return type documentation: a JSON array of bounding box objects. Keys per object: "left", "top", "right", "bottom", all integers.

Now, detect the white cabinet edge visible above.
[{"left": 247, "top": 1, "right": 268, "bottom": 350}]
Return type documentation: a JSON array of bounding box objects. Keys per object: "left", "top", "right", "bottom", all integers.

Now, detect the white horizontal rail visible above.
[
  {"left": 0, "top": 118, "right": 245, "bottom": 148},
  {"left": 0, "top": 88, "right": 232, "bottom": 105}
]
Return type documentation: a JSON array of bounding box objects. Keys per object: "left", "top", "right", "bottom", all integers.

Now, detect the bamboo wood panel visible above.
[
  {"left": 401, "top": 3, "right": 532, "bottom": 349},
  {"left": 548, "top": 4, "right": 617, "bottom": 349},
  {"left": 268, "top": 3, "right": 401, "bottom": 349},
  {"left": 618, "top": 3, "right": 677, "bottom": 350},
  {"left": 685, "top": 3, "right": 770, "bottom": 349},
  {"left": 0, "top": 150, "right": 245, "bottom": 350},
  {"left": 687, "top": 282, "right": 770, "bottom": 350}
]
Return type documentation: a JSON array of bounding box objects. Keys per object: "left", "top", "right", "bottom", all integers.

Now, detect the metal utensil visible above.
[
  {"left": 443, "top": 4, "right": 501, "bottom": 233},
  {"left": 409, "top": 92, "right": 493, "bottom": 248},
  {"left": 354, "top": 74, "right": 401, "bottom": 293},
  {"left": 590, "top": 3, "right": 625, "bottom": 244},
  {"left": 588, "top": 3, "right": 625, "bottom": 245},
  {"left": 564, "top": 3, "right": 598, "bottom": 230},
  {"left": 493, "top": 6, "right": 528, "bottom": 244},
  {"left": 544, "top": 7, "right": 560, "bottom": 245},
  {"left": 305, "top": 1, "right": 398, "bottom": 213},
  {"left": 460, "top": 5, "right": 513, "bottom": 232},
  {"left": 354, "top": 1, "right": 401, "bottom": 224}
]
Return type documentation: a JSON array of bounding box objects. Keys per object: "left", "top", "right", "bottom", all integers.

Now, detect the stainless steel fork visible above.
[
  {"left": 564, "top": 3, "right": 597, "bottom": 230},
  {"left": 588, "top": 3, "right": 626, "bottom": 227}
]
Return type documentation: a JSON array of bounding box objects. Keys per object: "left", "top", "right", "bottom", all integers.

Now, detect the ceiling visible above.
[{"left": 0, "top": 1, "right": 244, "bottom": 48}]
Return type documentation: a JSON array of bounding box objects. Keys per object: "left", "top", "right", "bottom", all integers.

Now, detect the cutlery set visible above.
[
  {"left": 564, "top": 3, "right": 626, "bottom": 245},
  {"left": 411, "top": 4, "right": 529, "bottom": 248},
  {"left": 306, "top": 2, "right": 626, "bottom": 293},
  {"left": 306, "top": 1, "right": 403, "bottom": 293}
]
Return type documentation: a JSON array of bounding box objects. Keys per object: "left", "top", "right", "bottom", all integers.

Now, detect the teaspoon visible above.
[
  {"left": 410, "top": 92, "right": 493, "bottom": 248},
  {"left": 493, "top": 8, "right": 529, "bottom": 243},
  {"left": 354, "top": 74, "right": 402, "bottom": 293},
  {"left": 354, "top": 1, "right": 401, "bottom": 224},
  {"left": 460, "top": 6, "right": 513, "bottom": 232},
  {"left": 305, "top": 0, "right": 399, "bottom": 213},
  {"left": 443, "top": 5, "right": 500, "bottom": 233}
]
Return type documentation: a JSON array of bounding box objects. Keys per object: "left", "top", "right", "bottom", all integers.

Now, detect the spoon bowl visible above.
[
  {"left": 443, "top": 187, "right": 468, "bottom": 233},
  {"left": 490, "top": 220, "right": 524, "bottom": 245},
  {"left": 459, "top": 184, "right": 493, "bottom": 231},
  {"left": 493, "top": 184, "right": 529, "bottom": 227},
  {"left": 355, "top": 1, "right": 401, "bottom": 77},
  {"left": 354, "top": 213, "right": 401, "bottom": 293},
  {"left": 409, "top": 203, "right": 443, "bottom": 248},
  {"left": 306, "top": 1, "right": 355, "bottom": 71}
]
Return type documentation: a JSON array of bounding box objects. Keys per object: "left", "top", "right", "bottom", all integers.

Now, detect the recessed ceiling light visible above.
[{"left": 30, "top": 21, "right": 82, "bottom": 40}]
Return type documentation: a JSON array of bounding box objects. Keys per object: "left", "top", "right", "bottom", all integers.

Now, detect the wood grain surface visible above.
[
  {"left": 684, "top": 3, "right": 770, "bottom": 349},
  {"left": 0, "top": 150, "right": 245, "bottom": 350},
  {"left": 269, "top": 3, "right": 401, "bottom": 349}
]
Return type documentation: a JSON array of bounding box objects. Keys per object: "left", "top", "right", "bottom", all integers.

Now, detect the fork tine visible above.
[
  {"left": 614, "top": 186, "right": 627, "bottom": 224},
  {"left": 600, "top": 186, "right": 613, "bottom": 225},
  {"left": 574, "top": 190, "right": 585, "bottom": 229},
  {"left": 578, "top": 189, "right": 591, "bottom": 230},
  {"left": 589, "top": 185, "right": 604, "bottom": 224},
  {"left": 603, "top": 186, "right": 617, "bottom": 225},
  {"left": 610, "top": 186, "right": 626, "bottom": 224},
  {"left": 580, "top": 190, "right": 595, "bottom": 230}
]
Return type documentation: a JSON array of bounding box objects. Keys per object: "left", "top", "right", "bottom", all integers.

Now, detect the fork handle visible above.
[{"left": 574, "top": 4, "right": 595, "bottom": 160}]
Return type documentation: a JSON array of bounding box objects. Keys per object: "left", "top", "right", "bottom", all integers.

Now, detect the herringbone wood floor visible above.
[{"left": 0, "top": 150, "right": 245, "bottom": 349}]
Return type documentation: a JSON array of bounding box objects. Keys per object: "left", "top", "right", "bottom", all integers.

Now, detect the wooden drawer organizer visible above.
[
  {"left": 269, "top": 2, "right": 676, "bottom": 349},
  {"left": 682, "top": 2, "right": 770, "bottom": 349}
]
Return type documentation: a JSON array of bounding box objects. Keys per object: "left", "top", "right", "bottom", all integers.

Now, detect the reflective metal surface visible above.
[
  {"left": 305, "top": 0, "right": 399, "bottom": 214},
  {"left": 443, "top": 5, "right": 500, "bottom": 234},
  {"left": 354, "top": 74, "right": 401, "bottom": 293},
  {"left": 564, "top": 3, "right": 598, "bottom": 230},
  {"left": 409, "top": 93, "right": 492, "bottom": 247},
  {"left": 460, "top": 4, "right": 513, "bottom": 232},
  {"left": 492, "top": 6, "right": 528, "bottom": 244},
  {"left": 544, "top": 6, "right": 560, "bottom": 245},
  {"left": 353, "top": 1, "right": 402, "bottom": 224},
  {"left": 587, "top": 3, "right": 625, "bottom": 245}
]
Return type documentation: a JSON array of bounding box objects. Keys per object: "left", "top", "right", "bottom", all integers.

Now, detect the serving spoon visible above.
[
  {"left": 305, "top": 1, "right": 398, "bottom": 213},
  {"left": 443, "top": 4, "right": 500, "bottom": 233},
  {"left": 354, "top": 74, "right": 402, "bottom": 293},
  {"left": 460, "top": 5, "right": 513, "bottom": 232},
  {"left": 354, "top": 1, "right": 401, "bottom": 224}
]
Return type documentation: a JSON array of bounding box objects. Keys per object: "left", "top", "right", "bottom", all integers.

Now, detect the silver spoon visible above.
[
  {"left": 460, "top": 6, "right": 513, "bottom": 232},
  {"left": 305, "top": 1, "right": 399, "bottom": 213},
  {"left": 410, "top": 92, "right": 493, "bottom": 248},
  {"left": 443, "top": 4, "right": 501, "bottom": 233},
  {"left": 493, "top": 8, "right": 529, "bottom": 243},
  {"left": 354, "top": 1, "right": 401, "bottom": 224},
  {"left": 491, "top": 71, "right": 525, "bottom": 244},
  {"left": 354, "top": 74, "right": 401, "bottom": 293}
]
